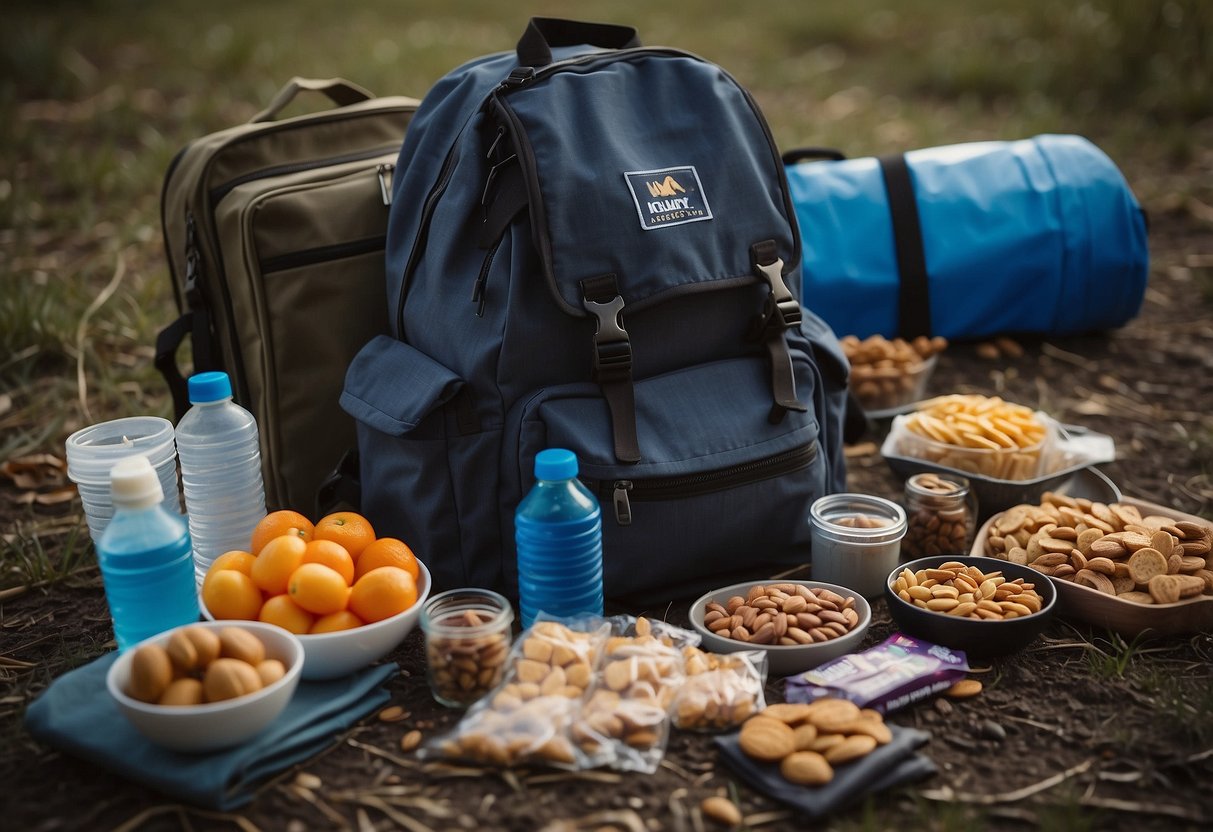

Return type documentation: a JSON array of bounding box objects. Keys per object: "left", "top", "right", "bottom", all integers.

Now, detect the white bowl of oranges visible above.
[{"left": 200, "top": 510, "right": 431, "bottom": 680}]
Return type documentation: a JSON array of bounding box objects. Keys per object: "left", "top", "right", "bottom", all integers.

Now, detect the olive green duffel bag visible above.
[{"left": 156, "top": 78, "right": 418, "bottom": 514}]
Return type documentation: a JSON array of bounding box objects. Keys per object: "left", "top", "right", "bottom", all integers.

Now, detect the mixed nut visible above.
[
  {"left": 891, "top": 562, "right": 1045, "bottom": 619},
  {"left": 702, "top": 583, "right": 862, "bottom": 645}
]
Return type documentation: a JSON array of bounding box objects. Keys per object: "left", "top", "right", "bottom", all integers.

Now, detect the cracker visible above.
[
  {"left": 780, "top": 751, "right": 833, "bottom": 785},
  {"left": 1127, "top": 547, "right": 1169, "bottom": 585}
]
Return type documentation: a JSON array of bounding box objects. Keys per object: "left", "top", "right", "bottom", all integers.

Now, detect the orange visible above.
[
  {"left": 348, "top": 566, "right": 417, "bottom": 623},
  {"left": 310, "top": 610, "right": 365, "bottom": 634},
  {"left": 202, "top": 550, "right": 256, "bottom": 594},
  {"left": 314, "top": 511, "right": 376, "bottom": 559},
  {"left": 259, "top": 594, "right": 315, "bottom": 635},
  {"left": 287, "top": 562, "right": 352, "bottom": 615},
  {"left": 354, "top": 537, "right": 420, "bottom": 582},
  {"left": 250, "top": 509, "right": 314, "bottom": 555},
  {"left": 300, "top": 539, "right": 355, "bottom": 585},
  {"left": 200, "top": 569, "right": 263, "bottom": 621},
  {"left": 251, "top": 534, "right": 307, "bottom": 595},
  {"left": 208, "top": 550, "right": 256, "bottom": 577}
]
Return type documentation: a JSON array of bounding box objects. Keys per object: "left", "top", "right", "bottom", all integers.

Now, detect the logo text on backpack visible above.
[{"left": 624, "top": 166, "right": 713, "bottom": 231}]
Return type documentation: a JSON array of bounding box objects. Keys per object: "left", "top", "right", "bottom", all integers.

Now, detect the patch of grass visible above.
[
  {"left": 0, "top": 517, "right": 94, "bottom": 594},
  {"left": 1037, "top": 784, "right": 1103, "bottom": 832},
  {"left": 1082, "top": 630, "right": 1151, "bottom": 679},
  {"left": 1134, "top": 665, "right": 1213, "bottom": 746}
]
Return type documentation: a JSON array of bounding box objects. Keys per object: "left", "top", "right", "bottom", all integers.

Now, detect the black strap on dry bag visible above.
[{"left": 878, "top": 153, "right": 932, "bottom": 339}]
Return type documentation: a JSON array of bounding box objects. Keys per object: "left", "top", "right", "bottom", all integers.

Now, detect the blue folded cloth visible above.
[
  {"left": 24, "top": 651, "right": 396, "bottom": 810},
  {"left": 715, "top": 725, "right": 935, "bottom": 818}
]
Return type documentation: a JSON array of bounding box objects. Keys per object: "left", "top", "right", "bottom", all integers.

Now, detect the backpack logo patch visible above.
[{"left": 624, "top": 166, "right": 713, "bottom": 231}]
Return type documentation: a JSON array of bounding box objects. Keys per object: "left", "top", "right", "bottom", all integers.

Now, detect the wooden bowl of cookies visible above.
[{"left": 972, "top": 494, "right": 1213, "bottom": 637}]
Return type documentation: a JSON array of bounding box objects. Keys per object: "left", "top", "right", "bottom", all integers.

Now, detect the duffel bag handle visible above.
[
  {"left": 250, "top": 76, "right": 375, "bottom": 123},
  {"left": 516, "top": 17, "right": 641, "bottom": 68},
  {"left": 782, "top": 147, "right": 847, "bottom": 165}
]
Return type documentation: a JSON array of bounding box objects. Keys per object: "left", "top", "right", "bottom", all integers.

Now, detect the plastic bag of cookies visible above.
[
  {"left": 572, "top": 615, "right": 698, "bottom": 772},
  {"left": 422, "top": 617, "right": 610, "bottom": 769},
  {"left": 670, "top": 646, "right": 768, "bottom": 733}
]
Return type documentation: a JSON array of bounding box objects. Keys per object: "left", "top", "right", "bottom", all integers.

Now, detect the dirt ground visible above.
[{"left": 3, "top": 210, "right": 1213, "bottom": 831}]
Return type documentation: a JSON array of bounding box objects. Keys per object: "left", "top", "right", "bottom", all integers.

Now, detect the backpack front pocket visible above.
[
  {"left": 506, "top": 351, "right": 827, "bottom": 603},
  {"left": 341, "top": 336, "right": 477, "bottom": 591}
]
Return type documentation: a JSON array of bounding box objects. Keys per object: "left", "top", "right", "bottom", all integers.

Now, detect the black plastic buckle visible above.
[
  {"left": 499, "top": 66, "right": 536, "bottom": 90},
  {"left": 583, "top": 295, "right": 631, "bottom": 381},
  {"left": 752, "top": 257, "right": 801, "bottom": 339}
]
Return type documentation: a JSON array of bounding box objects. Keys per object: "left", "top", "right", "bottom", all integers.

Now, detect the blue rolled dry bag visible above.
[{"left": 784, "top": 135, "right": 1149, "bottom": 340}]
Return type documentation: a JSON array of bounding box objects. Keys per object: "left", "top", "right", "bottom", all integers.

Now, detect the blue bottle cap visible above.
[
  {"left": 534, "top": 448, "right": 578, "bottom": 481},
  {"left": 187, "top": 371, "right": 232, "bottom": 404}
]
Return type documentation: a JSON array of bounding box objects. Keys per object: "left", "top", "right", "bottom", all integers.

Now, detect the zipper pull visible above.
[
  {"left": 377, "top": 163, "right": 395, "bottom": 206},
  {"left": 612, "top": 480, "right": 633, "bottom": 526}
]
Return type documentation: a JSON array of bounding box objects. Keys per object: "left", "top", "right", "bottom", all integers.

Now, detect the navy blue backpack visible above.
[{"left": 340, "top": 19, "right": 850, "bottom": 602}]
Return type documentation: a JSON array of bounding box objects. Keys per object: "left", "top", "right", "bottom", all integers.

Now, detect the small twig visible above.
[
  {"left": 919, "top": 758, "right": 1093, "bottom": 805},
  {"left": 659, "top": 757, "right": 697, "bottom": 782},
  {"left": 1080, "top": 795, "right": 1207, "bottom": 823},
  {"left": 741, "top": 810, "right": 794, "bottom": 827},
  {"left": 75, "top": 249, "right": 127, "bottom": 422},
  {"left": 1002, "top": 715, "right": 1067, "bottom": 738},
  {"left": 282, "top": 784, "right": 348, "bottom": 827},
  {"left": 357, "top": 795, "right": 436, "bottom": 832},
  {"left": 526, "top": 770, "right": 622, "bottom": 785}
]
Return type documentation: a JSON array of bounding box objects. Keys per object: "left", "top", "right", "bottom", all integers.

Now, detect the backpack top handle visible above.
[
  {"left": 516, "top": 17, "right": 641, "bottom": 68},
  {"left": 249, "top": 76, "right": 375, "bottom": 124}
]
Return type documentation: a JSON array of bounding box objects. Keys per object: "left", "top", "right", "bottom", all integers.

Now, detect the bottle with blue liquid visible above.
[
  {"left": 514, "top": 448, "right": 604, "bottom": 628},
  {"left": 97, "top": 455, "right": 200, "bottom": 650}
]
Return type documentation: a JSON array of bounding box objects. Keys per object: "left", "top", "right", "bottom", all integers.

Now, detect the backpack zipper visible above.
[
  {"left": 208, "top": 145, "right": 399, "bottom": 204},
  {"left": 394, "top": 131, "right": 465, "bottom": 338},
  {"left": 471, "top": 233, "right": 503, "bottom": 317},
  {"left": 583, "top": 441, "right": 818, "bottom": 526}
]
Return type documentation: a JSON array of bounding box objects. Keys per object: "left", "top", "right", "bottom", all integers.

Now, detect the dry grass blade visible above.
[
  {"left": 539, "top": 809, "right": 647, "bottom": 832},
  {"left": 920, "top": 758, "right": 1093, "bottom": 804},
  {"left": 525, "top": 771, "right": 622, "bottom": 786},
  {"left": 346, "top": 737, "right": 423, "bottom": 770},
  {"left": 356, "top": 795, "right": 436, "bottom": 832},
  {"left": 74, "top": 249, "right": 127, "bottom": 423},
  {"left": 112, "top": 805, "right": 261, "bottom": 832},
  {"left": 356, "top": 808, "right": 376, "bottom": 832},
  {"left": 659, "top": 757, "right": 697, "bottom": 782},
  {"left": 282, "top": 784, "right": 347, "bottom": 827},
  {"left": 741, "top": 810, "right": 793, "bottom": 827},
  {"left": 1079, "top": 796, "right": 1207, "bottom": 822}
]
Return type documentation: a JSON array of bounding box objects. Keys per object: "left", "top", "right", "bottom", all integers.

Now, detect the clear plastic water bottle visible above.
[
  {"left": 97, "top": 455, "right": 200, "bottom": 650},
  {"left": 175, "top": 371, "right": 267, "bottom": 582},
  {"left": 514, "top": 448, "right": 604, "bottom": 628}
]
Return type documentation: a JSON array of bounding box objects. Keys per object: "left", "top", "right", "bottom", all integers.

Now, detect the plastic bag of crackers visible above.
[
  {"left": 421, "top": 616, "right": 610, "bottom": 769},
  {"left": 571, "top": 615, "right": 699, "bottom": 773},
  {"left": 671, "top": 645, "right": 768, "bottom": 733}
]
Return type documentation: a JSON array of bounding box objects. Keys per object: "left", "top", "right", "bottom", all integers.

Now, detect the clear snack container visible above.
[
  {"left": 421, "top": 589, "right": 514, "bottom": 708},
  {"left": 851, "top": 354, "right": 938, "bottom": 417},
  {"left": 889, "top": 411, "right": 1057, "bottom": 481}
]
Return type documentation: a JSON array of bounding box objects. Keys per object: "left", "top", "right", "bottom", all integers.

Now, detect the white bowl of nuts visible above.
[
  {"left": 105, "top": 620, "right": 304, "bottom": 753},
  {"left": 841, "top": 334, "right": 946, "bottom": 417},
  {"left": 688, "top": 581, "right": 871, "bottom": 677}
]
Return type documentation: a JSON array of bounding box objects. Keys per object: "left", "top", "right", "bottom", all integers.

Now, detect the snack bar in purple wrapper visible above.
[{"left": 784, "top": 634, "right": 970, "bottom": 713}]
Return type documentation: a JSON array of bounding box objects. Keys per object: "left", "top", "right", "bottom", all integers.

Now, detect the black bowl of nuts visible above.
[
  {"left": 884, "top": 556, "right": 1057, "bottom": 657},
  {"left": 688, "top": 581, "right": 871, "bottom": 676}
]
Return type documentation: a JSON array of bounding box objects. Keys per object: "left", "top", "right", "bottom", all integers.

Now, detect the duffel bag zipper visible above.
[
  {"left": 208, "top": 145, "right": 399, "bottom": 204},
  {"left": 584, "top": 442, "right": 818, "bottom": 526},
  {"left": 260, "top": 235, "right": 387, "bottom": 275},
  {"left": 488, "top": 47, "right": 801, "bottom": 319}
]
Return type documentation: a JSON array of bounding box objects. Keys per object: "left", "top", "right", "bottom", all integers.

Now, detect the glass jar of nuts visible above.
[
  {"left": 420, "top": 588, "right": 514, "bottom": 708},
  {"left": 902, "top": 473, "right": 977, "bottom": 558}
]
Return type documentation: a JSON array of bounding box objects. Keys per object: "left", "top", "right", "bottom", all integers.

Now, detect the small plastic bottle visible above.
[
  {"left": 514, "top": 448, "right": 604, "bottom": 628},
  {"left": 97, "top": 455, "right": 200, "bottom": 650},
  {"left": 175, "top": 371, "right": 267, "bottom": 582}
]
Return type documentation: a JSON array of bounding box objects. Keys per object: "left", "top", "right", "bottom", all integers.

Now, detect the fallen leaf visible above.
[{"left": 34, "top": 486, "right": 78, "bottom": 506}]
